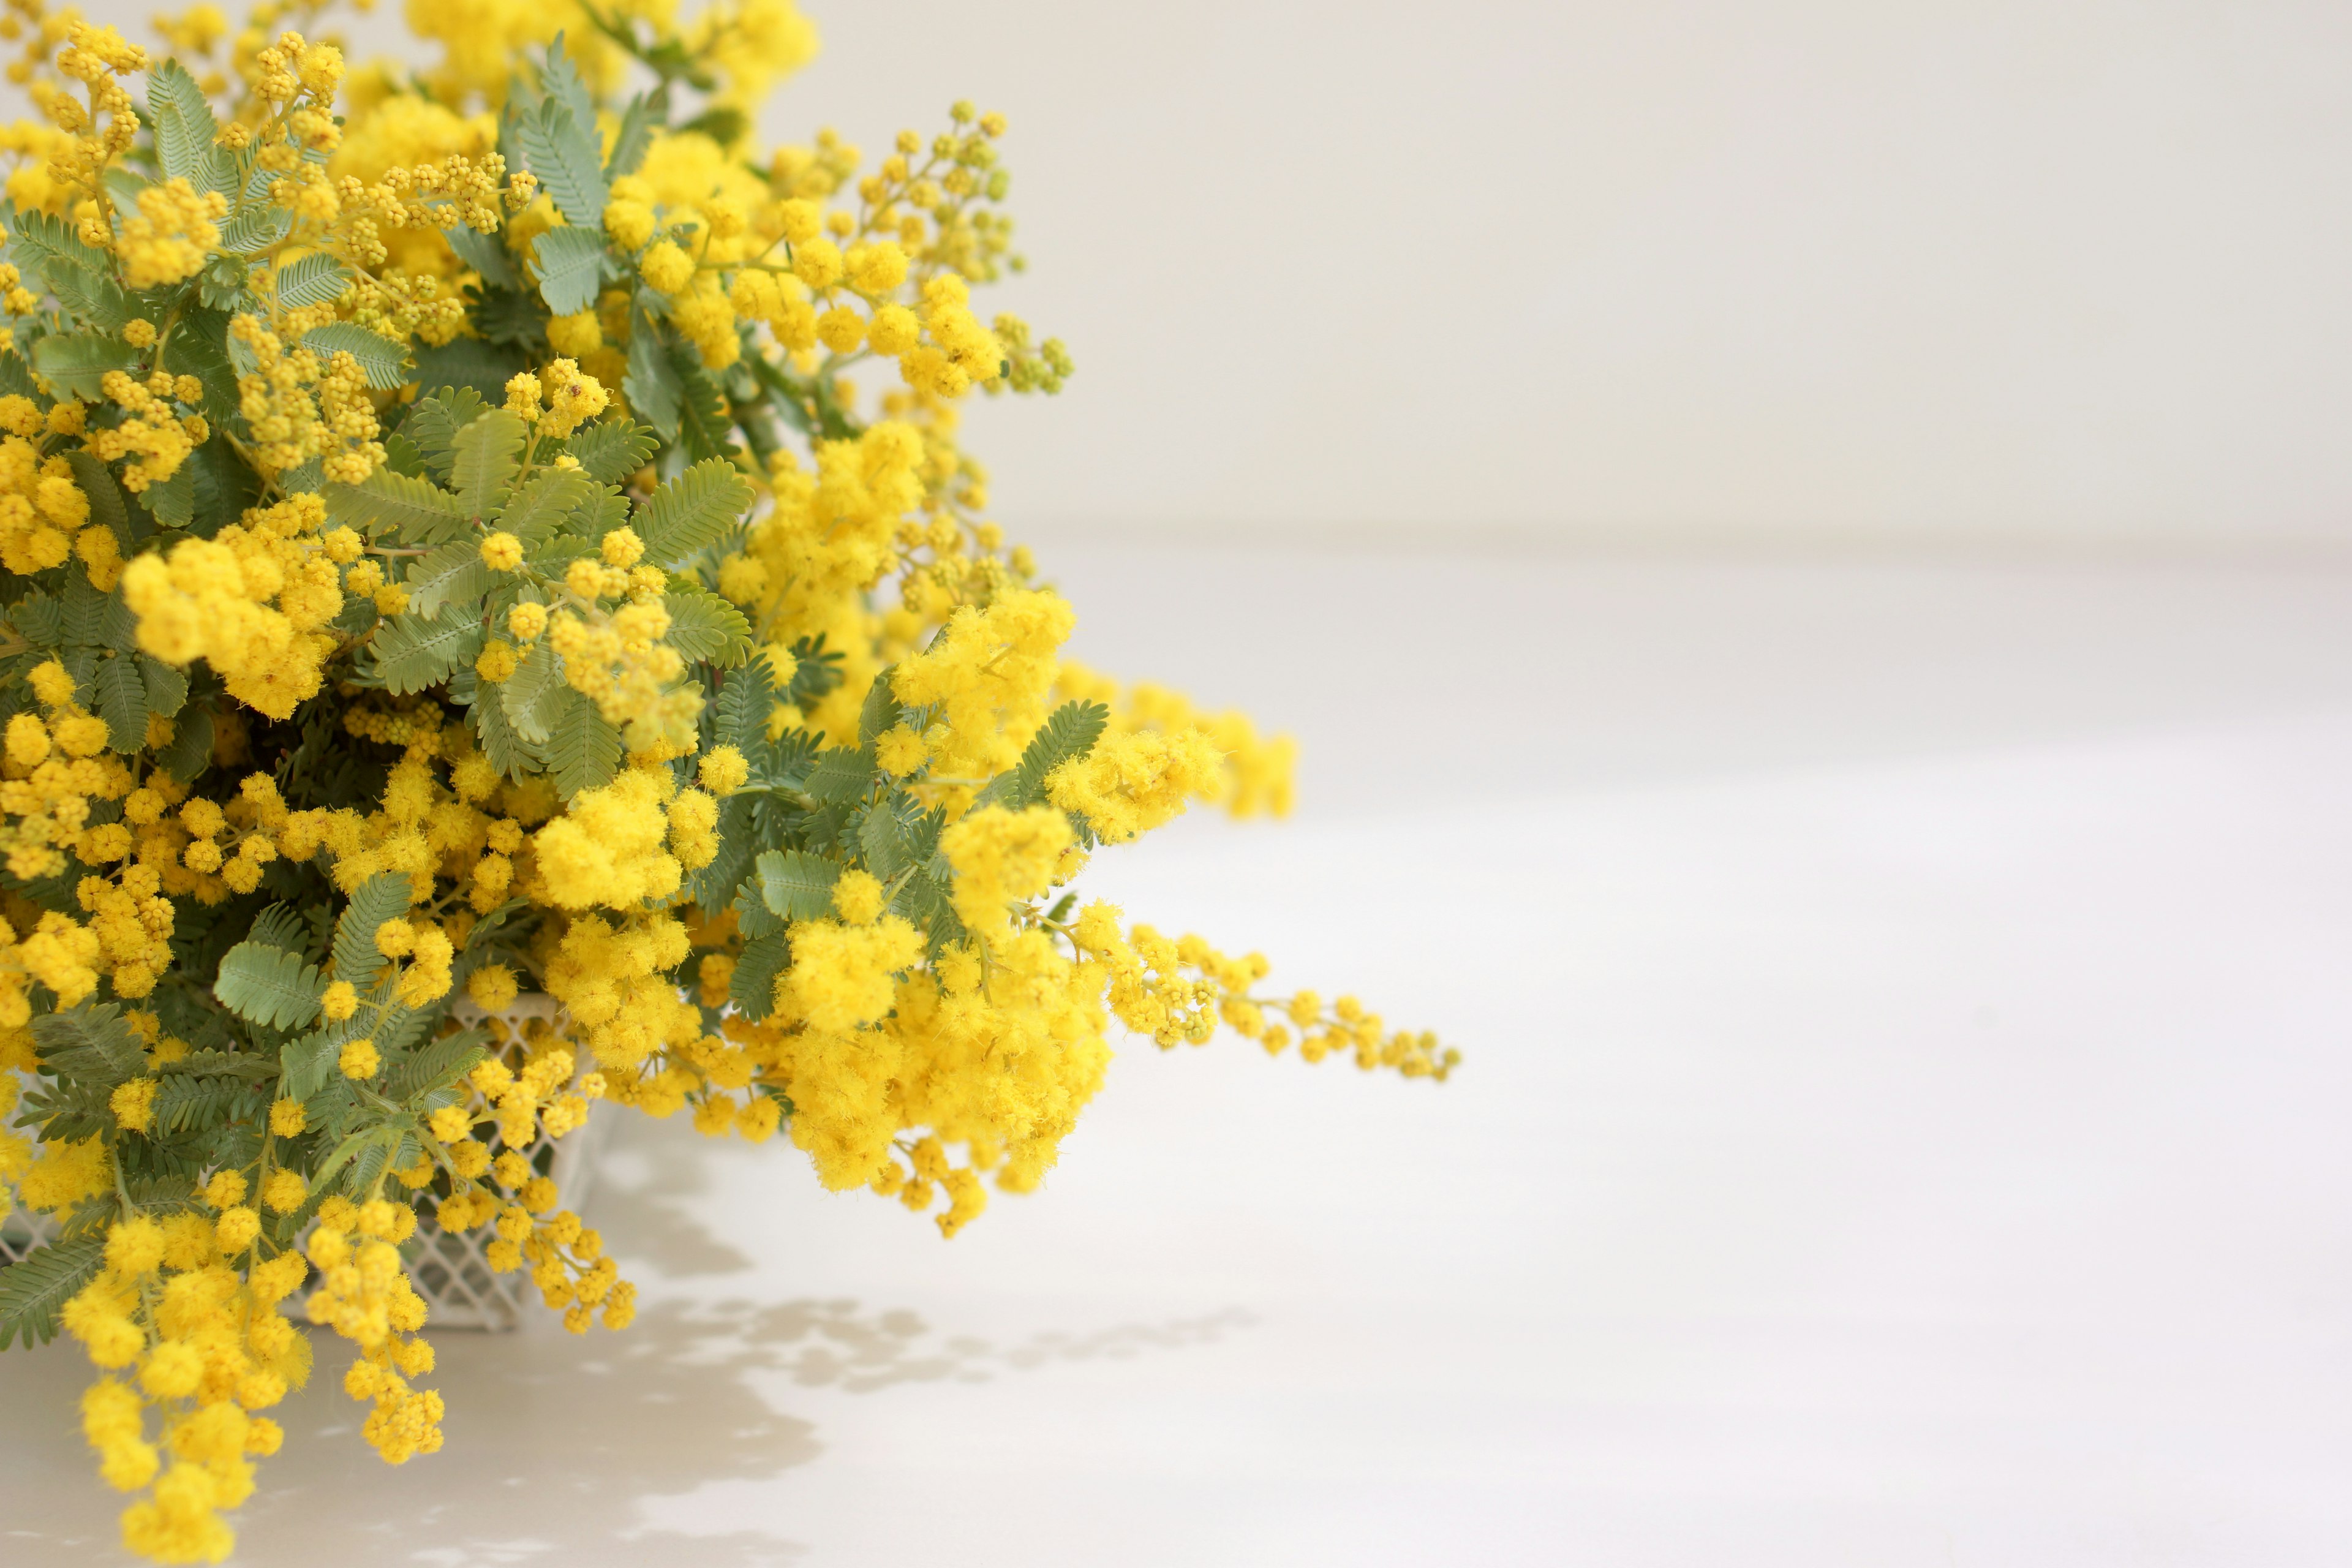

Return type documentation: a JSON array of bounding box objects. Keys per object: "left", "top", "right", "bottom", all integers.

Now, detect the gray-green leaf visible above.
[
  {"left": 755, "top": 849, "right": 842, "bottom": 921},
  {"left": 450, "top": 408, "right": 526, "bottom": 517},
  {"left": 214, "top": 942, "right": 326, "bottom": 1031},
  {"left": 635, "top": 457, "right": 753, "bottom": 568},
  {"left": 531, "top": 224, "right": 606, "bottom": 315},
  {"left": 303, "top": 322, "right": 409, "bottom": 389}
]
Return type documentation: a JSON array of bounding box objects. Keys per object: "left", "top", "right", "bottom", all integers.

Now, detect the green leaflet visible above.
[
  {"left": 367, "top": 611, "right": 484, "bottom": 695},
  {"left": 979, "top": 699, "right": 1110, "bottom": 811},
  {"left": 138, "top": 655, "right": 187, "bottom": 718},
  {"left": 856, "top": 797, "right": 915, "bottom": 880},
  {"left": 0, "top": 1235, "right": 106, "bottom": 1350},
  {"left": 214, "top": 942, "right": 326, "bottom": 1032},
  {"left": 159, "top": 311, "right": 240, "bottom": 424},
  {"left": 7, "top": 208, "right": 107, "bottom": 280},
  {"left": 500, "top": 639, "right": 567, "bottom": 744},
  {"left": 606, "top": 92, "right": 655, "bottom": 179},
  {"left": 549, "top": 688, "right": 622, "bottom": 799},
  {"left": 717, "top": 654, "right": 778, "bottom": 755},
  {"left": 9, "top": 593, "right": 60, "bottom": 646},
  {"left": 729, "top": 932, "right": 790, "bottom": 1020},
  {"left": 216, "top": 204, "right": 291, "bottom": 255},
  {"left": 334, "top": 873, "right": 413, "bottom": 991},
  {"left": 473, "top": 679, "right": 543, "bottom": 779},
  {"left": 858, "top": 668, "right": 903, "bottom": 748},
  {"left": 63, "top": 451, "right": 132, "bottom": 545},
  {"left": 540, "top": 35, "right": 599, "bottom": 135},
  {"left": 532, "top": 224, "right": 606, "bottom": 315},
  {"left": 148, "top": 61, "right": 229, "bottom": 193},
  {"left": 154, "top": 703, "right": 212, "bottom": 782},
  {"left": 494, "top": 466, "right": 595, "bottom": 543},
  {"left": 445, "top": 225, "right": 517, "bottom": 291},
  {"left": 624, "top": 303, "right": 682, "bottom": 438},
  {"left": 141, "top": 466, "right": 195, "bottom": 532},
  {"left": 31, "top": 332, "right": 138, "bottom": 401},
  {"left": 450, "top": 408, "right": 526, "bottom": 516},
  {"left": 402, "top": 385, "right": 491, "bottom": 480},
  {"left": 151, "top": 1075, "right": 260, "bottom": 1138},
  {"left": 635, "top": 457, "right": 753, "bottom": 568},
  {"left": 675, "top": 356, "right": 738, "bottom": 464},
  {"left": 93, "top": 655, "right": 145, "bottom": 752},
  {"left": 755, "top": 849, "right": 842, "bottom": 921},
  {"left": 803, "top": 746, "right": 878, "bottom": 805},
  {"left": 412, "top": 338, "right": 527, "bottom": 404},
  {"left": 515, "top": 51, "right": 608, "bottom": 228},
  {"left": 276, "top": 252, "right": 353, "bottom": 310},
  {"left": 403, "top": 540, "right": 496, "bottom": 621},
  {"left": 302, "top": 322, "right": 409, "bottom": 389},
  {"left": 564, "top": 418, "right": 658, "bottom": 484},
  {"left": 661, "top": 589, "right": 751, "bottom": 666},
  {"left": 324, "top": 467, "right": 467, "bottom": 542},
  {"left": 31, "top": 1004, "right": 149, "bottom": 1087},
  {"left": 45, "top": 255, "right": 135, "bottom": 333},
  {"left": 388, "top": 1030, "right": 487, "bottom": 1104},
  {"left": 279, "top": 1031, "right": 337, "bottom": 1105},
  {"left": 250, "top": 903, "right": 312, "bottom": 956}
]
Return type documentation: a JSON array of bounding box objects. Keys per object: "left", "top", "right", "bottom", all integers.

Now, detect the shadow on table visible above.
[{"left": 0, "top": 1115, "right": 1254, "bottom": 1566}]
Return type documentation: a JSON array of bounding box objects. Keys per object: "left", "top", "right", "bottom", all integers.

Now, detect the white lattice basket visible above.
[{"left": 2, "top": 994, "right": 609, "bottom": 1333}]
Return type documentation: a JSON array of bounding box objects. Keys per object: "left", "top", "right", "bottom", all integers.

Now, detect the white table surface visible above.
[{"left": 6, "top": 544, "right": 2351, "bottom": 1566}]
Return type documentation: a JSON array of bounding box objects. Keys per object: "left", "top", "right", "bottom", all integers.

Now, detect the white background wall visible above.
[
  {"left": 764, "top": 1, "right": 2352, "bottom": 545},
  {"left": 64, "top": 0, "right": 2352, "bottom": 543}
]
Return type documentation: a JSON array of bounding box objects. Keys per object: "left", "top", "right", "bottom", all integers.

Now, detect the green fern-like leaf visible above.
[
  {"left": 675, "top": 358, "right": 739, "bottom": 464},
  {"left": 499, "top": 639, "right": 567, "bottom": 744},
  {"left": 564, "top": 418, "right": 658, "bottom": 485},
  {"left": 214, "top": 942, "right": 326, "bottom": 1031},
  {"left": 493, "top": 467, "right": 595, "bottom": 543},
  {"left": 661, "top": 589, "right": 752, "bottom": 667},
  {"left": 323, "top": 467, "right": 467, "bottom": 543},
  {"left": 333, "top": 872, "right": 415, "bottom": 990},
  {"left": 31, "top": 1004, "right": 148, "bottom": 1087},
  {"left": 146, "top": 61, "right": 228, "bottom": 192},
  {"left": 450, "top": 408, "right": 526, "bottom": 517},
  {"left": 634, "top": 457, "right": 753, "bottom": 568},
  {"left": 402, "top": 541, "right": 496, "bottom": 622},
  {"left": 94, "top": 655, "right": 144, "bottom": 752},
  {"left": 531, "top": 224, "right": 606, "bottom": 315},
  {"left": 0, "top": 1236, "right": 106, "bottom": 1350},
  {"left": 755, "top": 849, "right": 842, "bottom": 921},
  {"left": 275, "top": 251, "right": 353, "bottom": 310},
  {"left": 389, "top": 1030, "right": 488, "bottom": 1104},
  {"left": 151, "top": 1075, "right": 261, "bottom": 1138},
  {"left": 729, "top": 932, "right": 790, "bottom": 1020},
  {"left": 402, "top": 386, "right": 489, "bottom": 480},
  {"left": 549, "top": 689, "right": 621, "bottom": 799},
  {"left": 154, "top": 704, "right": 212, "bottom": 783},
  {"left": 31, "top": 332, "right": 138, "bottom": 401},
  {"left": 858, "top": 669, "right": 902, "bottom": 748},
  {"left": 981, "top": 699, "right": 1110, "bottom": 810},
  {"left": 515, "top": 94, "right": 606, "bottom": 228},
  {"left": 44, "top": 256, "right": 135, "bottom": 333},
  {"left": 803, "top": 747, "right": 877, "bottom": 805},
  {"left": 366, "top": 611, "right": 484, "bottom": 695},
  {"left": 301, "top": 323, "right": 409, "bottom": 389},
  {"left": 278, "top": 1031, "right": 338, "bottom": 1105},
  {"left": 472, "top": 682, "right": 543, "bottom": 779}
]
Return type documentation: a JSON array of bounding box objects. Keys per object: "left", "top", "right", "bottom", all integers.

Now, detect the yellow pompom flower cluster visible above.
[
  {"left": 304, "top": 1198, "right": 442, "bottom": 1464},
  {"left": 55, "top": 1195, "right": 305, "bottom": 1565},
  {"left": 0, "top": 5, "right": 1449, "bottom": 1560},
  {"left": 121, "top": 494, "right": 344, "bottom": 720}
]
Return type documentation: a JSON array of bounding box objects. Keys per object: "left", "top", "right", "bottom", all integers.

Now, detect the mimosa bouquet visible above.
[{"left": 0, "top": 1, "right": 1454, "bottom": 1559}]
